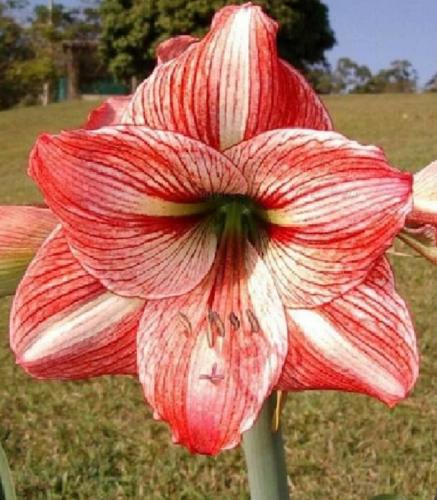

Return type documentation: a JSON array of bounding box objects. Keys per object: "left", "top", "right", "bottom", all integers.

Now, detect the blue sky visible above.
[
  {"left": 324, "top": 0, "right": 436, "bottom": 86},
  {"left": 27, "top": 0, "right": 436, "bottom": 86}
]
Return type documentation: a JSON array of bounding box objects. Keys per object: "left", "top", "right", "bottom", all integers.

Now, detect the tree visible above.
[
  {"left": 306, "top": 63, "right": 335, "bottom": 94},
  {"left": 6, "top": 56, "right": 57, "bottom": 105},
  {"left": 30, "top": 3, "right": 100, "bottom": 43},
  {"left": 0, "top": 0, "right": 33, "bottom": 108},
  {"left": 99, "top": 0, "right": 159, "bottom": 84},
  {"left": 99, "top": 0, "right": 336, "bottom": 83},
  {"left": 0, "top": 1, "right": 102, "bottom": 109},
  {"left": 386, "top": 59, "right": 418, "bottom": 92},
  {"left": 29, "top": 3, "right": 101, "bottom": 100},
  {"left": 332, "top": 57, "right": 371, "bottom": 94},
  {"left": 363, "top": 60, "right": 418, "bottom": 93},
  {"left": 425, "top": 72, "right": 437, "bottom": 92}
]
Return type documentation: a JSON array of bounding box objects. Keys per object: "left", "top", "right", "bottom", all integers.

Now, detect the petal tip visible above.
[
  {"left": 28, "top": 133, "right": 54, "bottom": 177},
  {"left": 380, "top": 381, "right": 417, "bottom": 409},
  {"left": 156, "top": 35, "right": 199, "bottom": 65},
  {"left": 212, "top": 2, "right": 278, "bottom": 33}
]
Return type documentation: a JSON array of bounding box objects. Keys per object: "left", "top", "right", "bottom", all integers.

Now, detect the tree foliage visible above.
[
  {"left": 425, "top": 73, "right": 437, "bottom": 92},
  {"left": 99, "top": 0, "right": 336, "bottom": 82},
  {"left": 30, "top": 3, "right": 101, "bottom": 95},
  {"left": 0, "top": 1, "right": 32, "bottom": 107},
  {"left": 363, "top": 60, "right": 418, "bottom": 94},
  {"left": 332, "top": 57, "right": 371, "bottom": 93},
  {"left": 1, "top": 0, "right": 424, "bottom": 110},
  {"left": 0, "top": 1, "right": 101, "bottom": 109},
  {"left": 309, "top": 58, "right": 419, "bottom": 95},
  {"left": 305, "top": 63, "right": 335, "bottom": 94}
]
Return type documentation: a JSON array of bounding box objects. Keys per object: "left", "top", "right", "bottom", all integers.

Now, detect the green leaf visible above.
[{"left": 0, "top": 441, "right": 16, "bottom": 500}]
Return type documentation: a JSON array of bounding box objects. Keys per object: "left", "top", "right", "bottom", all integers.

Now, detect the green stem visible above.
[
  {"left": 242, "top": 394, "right": 290, "bottom": 500},
  {"left": 0, "top": 441, "right": 16, "bottom": 500}
]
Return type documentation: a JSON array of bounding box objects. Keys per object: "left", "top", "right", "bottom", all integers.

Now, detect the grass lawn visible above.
[{"left": 0, "top": 94, "right": 436, "bottom": 499}]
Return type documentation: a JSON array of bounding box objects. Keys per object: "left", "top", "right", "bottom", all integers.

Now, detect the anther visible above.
[
  {"left": 246, "top": 309, "right": 260, "bottom": 333},
  {"left": 199, "top": 363, "right": 224, "bottom": 384},
  {"left": 206, "top": 327, "right": 214, "bottom": 348},
  {"left": 208, "top": 311, "right": 225, "bottom": 338},
  {"left": 229, "top": 312, "right": 240, "bottom": 330},
  {"left": 176, "top": 312, "right": 192, "bottom": 337},
  {"left": 272, "top": 390, "right": 287, "bottom": 432}
]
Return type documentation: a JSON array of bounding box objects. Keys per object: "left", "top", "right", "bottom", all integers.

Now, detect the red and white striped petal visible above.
[
  {"left": 124, "top": 4, "right": 332, "bottom": 151},
  {"left": 10, "top": 228, "right": 144, "bottom": 379},
  {"left": 138, "top": 240, "right": 288, "bottom": 455},
  {"left": 0, "top": 206, "right": 57, "bottom": 297},
  {"left": 276, "top": 258, "right": 418, "bottom": 407},
  {"left": 29, "top": 126, "right": 247, "bottom": 299},
  {"left": 85, "top": 96, "right": 132, "bottom": 129},
  {"left": 156, "top": 35, "right": 199, "bottom": 64},
  {"left": 228, "top": 129, "right": 413, "bottom": 307},
  {"left": 407, "top": 160, "right": 437, "bottom": 225},
  {"left": 278, "top": 60, "right": 332, "bottom": 131}
]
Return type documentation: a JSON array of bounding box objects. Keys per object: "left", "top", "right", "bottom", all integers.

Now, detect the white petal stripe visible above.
[
  {"left": 22, "top": 293, "right": 143, "bottom": 363},
  {"left": 218, "top": 6, "right": 251, "bottom": 149},
  {"left": 290, "top": 309, "right": 406, "bottom": 399}
]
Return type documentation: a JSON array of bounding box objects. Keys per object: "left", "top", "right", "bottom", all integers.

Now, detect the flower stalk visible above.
[
  {"left": 242, "top": 393, "right": 290, "bottom": 500},
  {"left": 0, "top": 441, "right": 16, "bottom": 500}
]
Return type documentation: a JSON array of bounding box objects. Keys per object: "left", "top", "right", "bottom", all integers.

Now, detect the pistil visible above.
[{"left": 210, "top": 195, "right": 262, "bottom": 244}]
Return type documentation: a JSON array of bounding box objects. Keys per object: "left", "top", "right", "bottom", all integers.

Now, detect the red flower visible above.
[
  {"left": 0, "top": 206, "right": 57, "bottom": 296},
  {"left": 399, "top": 160, "right": 437, "bottom": 263},
  {"left": 408, "top": 160, "right": 437, "bottom": 226},
  {"left": 84, "top": 95, "right": 132, "bottom": 130},
  {"left": 8, "top": 4, "right": 418, "bottom": 455}
]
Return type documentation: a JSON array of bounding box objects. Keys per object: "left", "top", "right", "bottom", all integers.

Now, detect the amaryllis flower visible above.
[
  {"left": 400, "top": 160, "right": 437, "bottom": 264},
  {"left": 407, "top": 160, "right": 437, "bottom": 226},
  {"left": 83, "top": 36, "right": 199, "bottom": 130},
  {"left": 121, "top": 4, "right": 333, "bottom": 147},
  {"left": 0, "top": 4, "right": 331, "bottom": 297},
  {"left": 0, "top": 206, "right": 56, "bottom": 296},
  {"left": 0, "top": 109, "right": 128, "bottom": 298},
  {"left": 84, "top": 95, "right": 132, "bottom": 130},
  {"left": 8, "top": 4, "right": 418, "bottom": 455},
  {"left": 84, "top": 34, "right": 200, "bottom": 130},
  {"left": 0, "top": 3, "right": 332, "bottom": 294}
]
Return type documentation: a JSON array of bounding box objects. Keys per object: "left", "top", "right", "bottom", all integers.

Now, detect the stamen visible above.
[
  {"left": 272, "top": 390, "right": 286, "bottom": 432},
  {"left": 229, "top": 312, "right": 240, "bottom": 330},
  {"left": 199, "top": 363, "right": 224, "bottom": 384},
  {"left": 175, "top": 312, "right": 192, "bottom": 337},
  {"left": 246, "top": 309, "right": 260, "bottom": 333},
  {"left": 208, "top": 311, "right": 225, "bottom": 337},
  {"left": 206, "top": 327, "right": 214, "bottom": 348}
]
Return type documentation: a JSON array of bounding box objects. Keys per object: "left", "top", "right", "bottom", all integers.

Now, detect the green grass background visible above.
[{"left": 0, "top": 94, "right": 436, "bottom": 499}]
